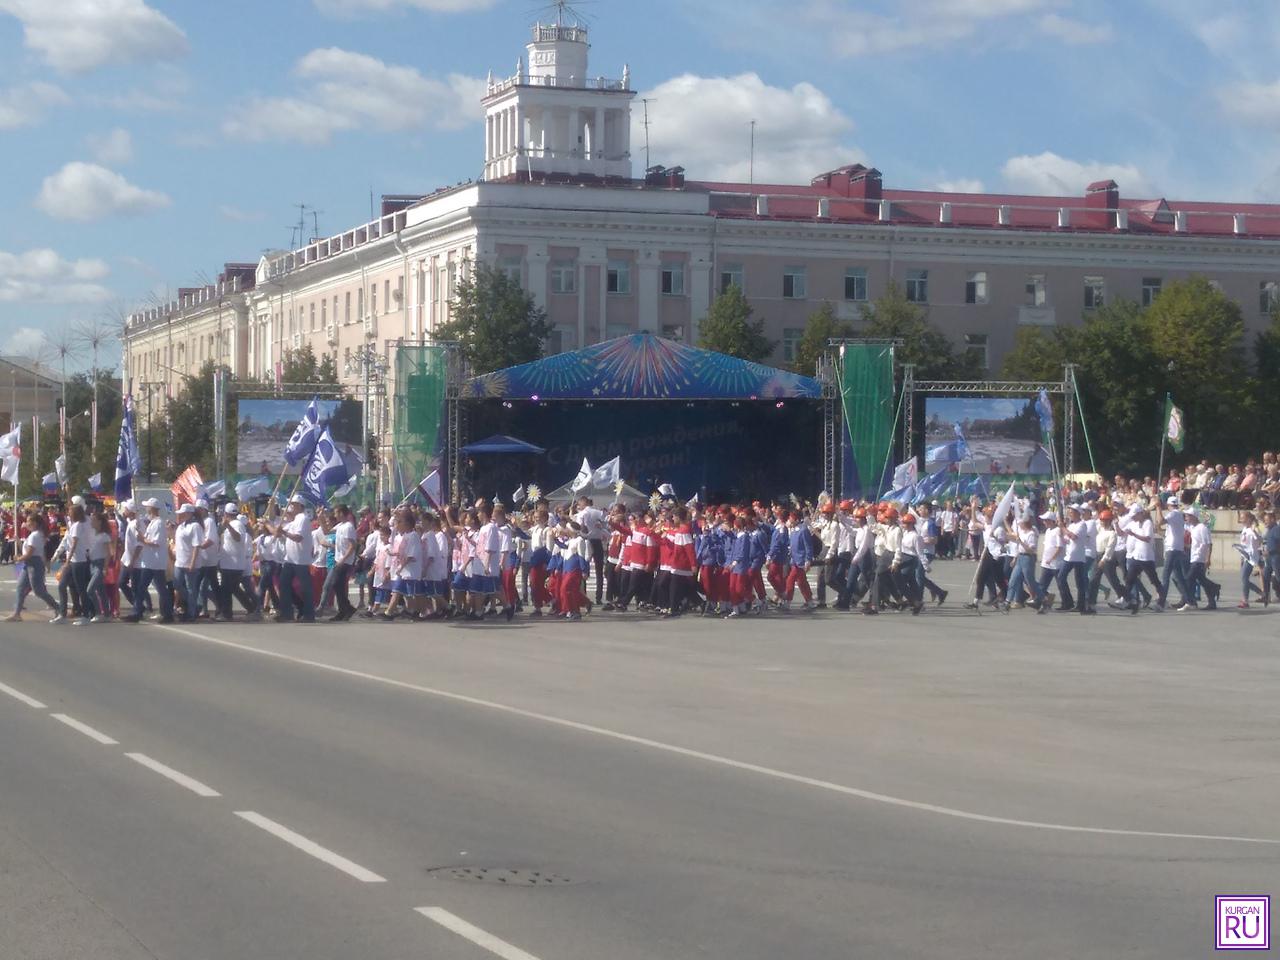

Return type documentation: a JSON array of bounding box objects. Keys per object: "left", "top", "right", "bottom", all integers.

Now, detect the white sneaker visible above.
[
  {"left": 1176, "top": 603, "right": 1196, "bottom": 612},
  {"left": 72, "top": 617, "right": 89, "bottom": 626},
  {"left": 89, "top": 615, "right": 106, "bottom": 623},
  {"left": 49, "top": 614, "right": 65, "bottom": 623}
]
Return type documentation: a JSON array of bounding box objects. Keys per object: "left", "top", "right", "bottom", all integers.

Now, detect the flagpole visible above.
[{"left": 1156, "top": 392, "right": 1169, "bottom": 495}]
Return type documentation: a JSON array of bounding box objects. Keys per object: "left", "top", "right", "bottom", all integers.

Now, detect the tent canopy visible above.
[
  {"left": 465, "top": 333, "right": 821, "bottom": 401},
  {"left": 461, "top": 434, "right": 546, "bottom": 455},
  {"left": 542, "top": 478, "right": 649, "bottom": 508}
]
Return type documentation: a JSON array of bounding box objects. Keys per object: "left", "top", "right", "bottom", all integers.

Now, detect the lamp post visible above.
[{"left": 345, "top": 345, "right": 388, "bottom": 501}]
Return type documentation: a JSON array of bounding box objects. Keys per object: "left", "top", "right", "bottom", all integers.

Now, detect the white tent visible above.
[{"left": 541, "top": 478, "right": 649, "bottom": 509}]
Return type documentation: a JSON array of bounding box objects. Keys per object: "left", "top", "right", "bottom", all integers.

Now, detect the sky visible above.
[{"left": 3, "top": 0, "right": 1280, "bottom": 374}]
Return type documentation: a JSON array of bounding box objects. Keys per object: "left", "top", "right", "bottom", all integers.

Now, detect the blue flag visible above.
[
  {"left": 952, "top": 422, "right": 972, "bottom": 461},
  {"left": 42, "top": 472, "right": 58, "bottom": 494},
  {"left": 283, "top": 398, "right": 323, "bottom": 468},
  {"left": 300, "top": 425, "right": 349, "bottom": 504},
  {"left": 1035, "top": 390, "right": 1054, "bottom": 437},
  {"left": 114, "top": 394, "right": 142, "bottom": 500},
  {"left": 88, "top": 472, "right": 103, "bottom": 493}
]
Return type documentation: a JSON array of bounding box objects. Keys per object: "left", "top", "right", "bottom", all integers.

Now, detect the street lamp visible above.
[{"left": 345, "top": 346, "right": 389, "bottom": 498}]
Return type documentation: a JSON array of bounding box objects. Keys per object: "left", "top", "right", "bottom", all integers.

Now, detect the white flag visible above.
[
  {"left": 54, "top": 453, "right": 66, "bottom": 484},
  {"left": 892, "top": 457, "right": 918, "bottom": 490},
  {"left": 512, "top": 484, "right": 525, "bottom": 505},
  {"left": 658, "top": 483, "right": 675, "bottom": 497},
  {"left": 591, "top": 456, "right": 621, "bottom": 487},
  {"left": 570, "top": 457, "right": 592, "bottom": 492},
  {"left": 416, "top": 469, "right": 444, "bottom": 509},
  {"left": 990, "top": 481, "right": 1018, "bottom": 531},
  {"left": 0, "top": 424, "right": 20, "bottom": 485}
]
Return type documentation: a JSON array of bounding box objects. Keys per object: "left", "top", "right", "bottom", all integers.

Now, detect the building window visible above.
[
  {"left": 607, "top": 259, "right": 631, "bottom": 295},
  {"left": 782, "top": 327, "right": 804, "bottom": 362},
  {"left": 1141, "top": 277, "right": 1162, "bottom": 307},
  {"left": 310, "top": 303, "right": 316, "bottom": 330},
  {"left": 371, "top": 285, "right": 377, "bottom": 316},
  {"left": 499, "top": 256, "right": 522, "bottom": 285},
  {"left": 844, "top": 267, "right": 868, "bottom": 302},
  {"left": 1261, "top": 280, "right": 1279, "bottom": 314},
  {"left": 662, "top": 324, "right": 686, "bottom": 341},
  {"left": 661, "top": 260, "right": 685, "bottom": 296},
  {"left": 720, "top": 263, "right": 744, "bottom": 294},
  {"left": 382, "top": 280, "right": 390, "bottom": 313},
  {"left": 906, "top": 269, "right": 928, "bottom": 303},
  {"left": 550, "top": 260, "right": 576, "bottom": 295},
  {"left": 321, "top": 299, "right": 327, "bottom": 328},
  {"left": 964, "top": 333, "right": 989, "bottom": 370},
  {"left": 1084, "top": 276, "right": 1105, "bottom": 310},
  {"left": 345, "top": 292, "right": 352, "bottom": 324},
  {"left": 1025, "top": 274, "right": 1046, "bottom": 307},
  {"left": 606, "top": 323, "right": 631, "bottom": 340},
  {"left": 343, "top": 346, "right": 350, "bottom": 370},
  {"left": 551, "top": 326, "right": 577, "bottom": 352},
  {"left": 357, "top": 288, "right": 364, "bottom": 320},
  {"left": 964, "top": 271, "right": 988, "bottom": 305},
  {"left": 782, "top": 266, "right": 807, "bottom": 299}
]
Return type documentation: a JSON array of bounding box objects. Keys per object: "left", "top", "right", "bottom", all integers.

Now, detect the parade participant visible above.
[
  {"left": 913, "top": 502, "right": 948, "bottom": 605},
  {"left": 274, "top": 495, "right": 316, "bottom": 623},
  {"left": 838, "top": 507, "right": 873, "bottom": 611},
  {"left": 420, "top": 513, "right": 450, "bottom": 619},
  {"left": 603, "top": 504, "right": 627, "bottom": 607},
  {"left": 193, "top": 499, "right": 220, "bottom": 618},
  {"left": 57, "top": 502, "right": 93, "bottom": 625},
  {"left": 1153, "top": 496, "right": 1191, "bottom": 611},
  {"left": 1090, "top": 510, "right": 1128, "bottom": 610},
  {"left": 1003, "top": 516, "right": 1044, "bottom": 612},
  {"left": 84, "top": 510, "right": 114, "bottom": 622},
  {"left": 527, "top": 506, "right": 555, "bottom": 616},
  {"left": 812, "top": 501, "right": 840, "bottom": 608},
  {"left": 868, "top": 507, "right": 901, "bottom": 613},
  {"left": 1113, "top": 505, "right": 1150, "bottom": 610},
  {"left": 173, "top": 504, "right": 203, "bottom": 622},
  {"left": 662, "top": 506, "right": 697, "bottom": 616},
  {"left": 117, "top": 501, "right": 143, "bottom": 616},
  {"left": 1261, "top": 510, "right": 1278, "bottom": 605},
  {"left": 217, "top": 504, "right": 258, "bottom": 622},
  {"left": 968, "top": 505, "right": 1006, "bottom": 610},
  {"left": 382, "top": 508, "right": 421, "bottom": 621},
  {"left": 319, "top": 504, "right": 357, "bottom": 621},
  {"left": 574, "top": 496, "right": 609, "bottom": 605},
  {"left": 1238, "top": 511, "right": 1262, "bottom": 608},
  {"left": 362, "top": 518, "right": 392, "bottom": 618},
  {"left": 748, "top": 510, "right": 770, "bottom": 612},
  {"left": 784, "top": 511, "right": 815, "bottom": 610},
  {"left": 695, "top": 508, "right": 726, "bottom": 616},
  {"left": 1060, "top": 506, "right": 1092, "bottom": 614},
  {"left": 891, "top": 512, "right": 925, "bottom": 615},
  {"left": 1183, "top": 506, "right": 1220, "bottom": 610},
  {"left": 725, "top": 513, "right": 752, "bottom": 617},
  {"left": 126, "top": 499, "right": 173, "bottom": 623},
  {"left": 1121, "top": 503, "right": 1162, "bottom": 615},
  {"left": 254, "top": 517, "right": 283, "bottom": 617},
  {"left": 6, "top": 513, "right": 59, "bottom": 621},
  {"left": 766, "top": 510, "right": 790, "bottom": 603},
  {"left": 616, "top": 512, "right": 657, "bottom": 613},
  {"left": 478, "top": 505, "right": 516, "bottom": 622},
  {"left": 1034, "top": 511, "right": 1061, "bottom": 613},
  {"left": 558, "top": 520, "right": 591, "bottom": 620}
]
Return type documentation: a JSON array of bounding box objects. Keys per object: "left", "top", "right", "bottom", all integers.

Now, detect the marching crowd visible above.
[{"left": 7, "top": 476, "right": 1278, "bottom": 625}]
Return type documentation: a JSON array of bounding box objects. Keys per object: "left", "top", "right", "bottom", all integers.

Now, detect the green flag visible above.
[{"left": 1164, "top": 395, "right": 1185, "bottom": 453}]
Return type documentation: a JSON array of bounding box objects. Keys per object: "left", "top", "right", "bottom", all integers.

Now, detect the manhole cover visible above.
[{"left": 428, "top": 867, "right": 576, "bottom": 886}]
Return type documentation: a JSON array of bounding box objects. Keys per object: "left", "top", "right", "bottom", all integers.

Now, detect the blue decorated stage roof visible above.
[{"left": 464, "top": 334, "right": 822, "bottom": 401}]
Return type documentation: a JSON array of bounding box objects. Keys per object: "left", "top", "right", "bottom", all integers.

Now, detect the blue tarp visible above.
[
  {"left": 461, "top": 434, "right": 546, "bottom": 456},
  {"left": 465, "top": 333, "right": 822, "bottom": 401}
]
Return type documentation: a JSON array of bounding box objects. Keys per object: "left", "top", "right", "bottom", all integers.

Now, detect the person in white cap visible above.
[
  {"left": 193, "top": 499, "right": 220, "bottom": 619},
  {"left": 1121, "top": 503, "right": 1163, "bottom": 614},
  {"left": 125, "top": 498, "right": 173, "bottom": 623},
  {"left": 1183, "top": 506, "right": 1220, "bottom": 611},
  {"left": 273, "top": 495, "right": 316, "bottom": 622},
  {"left": 1153, "top": 495, "right": 1190, "bottom": 611},
  {"left": 216, "top": 503, "right": 258, "bottom": 621},
  {"left": 117, "top": 501, "right": 141, "bottom": 615},
  {"left": 172, "top": 503, "right": 202, "bottom": 622}
]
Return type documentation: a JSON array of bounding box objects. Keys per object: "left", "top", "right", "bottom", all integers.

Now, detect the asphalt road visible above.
[{"left": 0, "top": 563, "right": 1277, "bottom": 960}]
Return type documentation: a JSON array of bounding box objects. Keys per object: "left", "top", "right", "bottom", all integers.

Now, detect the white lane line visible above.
[
  {"left": 126, "top": 752, "right": 221, "bottom": 797},
  {"left": 158, "top": 623, "right": 1280, "bottom": 846},
  {"left": 233, "top": 811, "right": 386, "bottom": 883},
  {"left": 50, "top": 713, "right": 118, "bottom": 745},
  {"left": 0, "top": 680, "right": 47, "bottom": 709},
  {"left": 416, "top": 907, "right": 542, "bottom": 960}
]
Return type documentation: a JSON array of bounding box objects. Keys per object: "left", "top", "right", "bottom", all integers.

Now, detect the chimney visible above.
[
  {"left": 756, "top": 195, "right": 769, "bottom": 217},
  {"left": 1085, "top": 179, "right": 1120, "bottom": 228}
]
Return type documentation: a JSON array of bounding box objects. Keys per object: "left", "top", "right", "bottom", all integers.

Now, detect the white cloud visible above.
[
  {"left": 0, "top": 80, "right": 69, "bottom": 130},
  {"left": 2, "top": 325, "right": 48, "bottom": 356},
  {"left": 1001, "top": 151, "right": 1157, "bottom": 197},
  {"left": 634, "top": 73, "right": 860, "bottom": 182},
  {"left": 0, "top": 248, "right": 112, "bottom": 304},
  {"left": 934, "top": 178, "right": 986, "bottom": 193},
  {"left": 0, "top": 0, "right": 187, "bottom": 73},
  {"left": 86, "top": 127, "right": 134, "bottom": 164},
  {"left": 314, "top": 0, "right": 496, "bottom": 13},
  {"left": 1036, "top": 13, "right": 1112, "bottom": 45},
  {"left": 1218, "top": 80, "right": 1280, "bottom": 127},
  {"left": 35, "top": 161, "right": 170, "bottom": 221},
  {"left": 223, "top": 47, "right": 483, "bottom": 143},
  {"left": 806, "top": 0, "right": 1055, "bottom": 56}
]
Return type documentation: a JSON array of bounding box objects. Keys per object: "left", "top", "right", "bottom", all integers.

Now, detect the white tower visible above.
[{"left": 482, "top": 20, "right": 635, "bottom": 181}]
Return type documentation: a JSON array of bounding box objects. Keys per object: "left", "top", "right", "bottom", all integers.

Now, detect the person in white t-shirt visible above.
[
  {"left": 6, "top": 512, "right": 59, "bottom": 621},
  {"left": 126, "top": 498, "right": 174, "bottom": 622},
  {"left": 274, "top": 496, "right": 316, "bottom": 622},
  {"left": 1238, "top": 512, "right": 1262, "bottom": 608},
  {"left": 1058, "top": 506, "right": 1091, "bottom": 614},
  {"left": 1183, "top": 507, "right": 1220, "bottom": 611},
  {"left": 216, "top": 504, "right": 259, "bottom": 621},
  {"left": 382, "top": 508, "right": 421, "bottom": 620},
  {"left": 318, "top": 504, "right": 357, "bottom": 621},
  {"left": 253, "top": 516, "right": 284, "bottom": 616},
  {"left": 1121, "top": 504, "right": 1163, "bottom": 614},
  {"left": 1154, "top": 496, "right": 1191, "bottom": 611},
  {"left": 172, "top": 504, "right": 204, "bottom": 622}
]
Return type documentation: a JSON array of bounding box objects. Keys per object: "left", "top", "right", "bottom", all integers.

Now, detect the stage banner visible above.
[
  {"left": 392, "top": 344, "right": 448, "bottom": 501},
  {"left": 839, "top": 343, "right": 895, "bottom": 499}
]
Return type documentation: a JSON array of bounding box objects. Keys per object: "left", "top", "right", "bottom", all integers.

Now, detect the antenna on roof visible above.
[
  {"left": 641, "top": 98, "right": 656, "bottom": 171},
  {"left": 526, "top": 0, "right": 595, "bottom": 25},
  {"left": 749, "top": 119, "right": 756, "bottom": 185}
]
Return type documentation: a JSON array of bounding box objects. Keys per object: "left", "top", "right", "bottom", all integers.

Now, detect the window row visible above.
[{"left": 510, "top": 259, "right": 689, "bottom": 297}]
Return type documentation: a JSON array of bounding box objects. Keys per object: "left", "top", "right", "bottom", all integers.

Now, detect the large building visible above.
[{"left": 124, "top": 18, "right": 1280, "bottom": 403}]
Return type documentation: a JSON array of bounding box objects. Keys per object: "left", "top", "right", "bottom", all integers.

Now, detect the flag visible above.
[
  {"left": 658, "top": 483, "right": 675, "bottom": 498},
  {"left": 1035, "top": 389, "right": 1055, "bottom": 438},
  {"left": 926, "top": 441, "right": 966, "bottom": 464},
  {"left": 235, "top": 475, "right": 272, "bottom": 501},
  {"left": 512, "top": 484, "right": 525, "bottom": 505},
  {"left": 0, "top": 424, "right": 21, "bottom": 486},
  {"left": 88, "top": 472, "right": 103, "bottom": 493},
  {"left": 199, "top": 479, "right": 226, "bottom": 500},
  {"left": 570, "top": 457, "right": 592, "bottom": 492},
  {"left": 591, "top": 455, "right": 621, "bottom": 487},
  {"left": 952, "top": 422, "right": 972, "bottom": 460},
  {"left": 892, "top": 457, "right": 918, "bottom": 490},
  {"left": 171, "top": 464, "right": 203, "bottom": 507},
  {"left": 42, "top": 473, "right": 58, "bottom": 494},
  {"left": 1164, "top": 395, "right": 1185, "bottom": 453},
  {"left": 990, "top": 481, "right": 1017, "bottom": 531},
  {"left": 115, "top": 394, "right": 142, "bottom": 500},
  {"left": 300, "top": 425, "right": 350, "bottom": 505},
  {"left": 283, "top": 398, "right": 323, "bottom": 468},
  {"left": 54, "top": 454, "right": 66, "bottom": 485},
  {"left": 685, "top": 492, "right": 699, "bottom": 509},
  {"left": 415, "top": 469, "right": 444, "bottom": 509}
]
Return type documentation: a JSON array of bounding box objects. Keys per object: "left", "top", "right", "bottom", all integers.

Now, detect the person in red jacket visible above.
[{"left": 662, "top": 506, "right": 697, "bottom": 616}]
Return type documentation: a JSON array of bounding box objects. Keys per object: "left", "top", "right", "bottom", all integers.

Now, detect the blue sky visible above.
[{"left": 3, "top": 0, "right": 1280, "bottom": 372}]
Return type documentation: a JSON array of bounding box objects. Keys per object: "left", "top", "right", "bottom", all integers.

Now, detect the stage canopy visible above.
[
  {"left": 464, "top": 333, "right": 821, "bottom": 401},
  {"left": 461, "top": 434, "right": 546, "bottom": 456}
]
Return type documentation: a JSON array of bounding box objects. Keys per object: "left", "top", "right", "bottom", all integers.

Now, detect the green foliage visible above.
[
  {"left": 436, "top": 264, "right": 552, "bottom": 374},
  {"left": 162, "top": 361, "right": 219, "bottom": 480},
  {"left": 861, "top": 281, "right": 980, "bottom": 379},
  {"left": 699, "top": 286, "right": 776, "bottom": 363},
  {"left": 1255, "top": 307, "right": 1280, "bottom": 426},
  {"left": 793, "top": 302, "right": 854, "bottom": 377},
  {"left": 281, "top": 343, "right": 338, "bottom": 384}
]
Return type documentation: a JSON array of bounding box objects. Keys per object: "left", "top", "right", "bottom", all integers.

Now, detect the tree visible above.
[
  {"left": 280, "top": 343, "right": 338, "bottom": 384},
  {"left": 162, "top": 361, "right": 219, "bottom": 479},
  {"left": 1254, "top": 306, "right": 1280, "bottom": 427},
  {"left": 698, "top": 286, "right": 775, "bottom": 362},
  {"left": 793, "top": 302, "right": 854, "bottom": 377},
  {"left": 435, "top": 264, "right": 552, "bottom": 374},
  {"left": 860, "top": 281, "right": 979, "bottom": 379}
]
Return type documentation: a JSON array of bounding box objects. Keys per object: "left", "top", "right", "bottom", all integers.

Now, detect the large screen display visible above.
[
  {"left": 236, "top": 398, "right": 363, "bottom": 474},
  {"left": 924, "top": 396, "right": 1053, "bottom": 475}
]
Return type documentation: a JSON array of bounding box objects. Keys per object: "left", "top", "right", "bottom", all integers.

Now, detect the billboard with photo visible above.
[
  {"left": 236, "top": 398, "right": 363, "bottom": 475},
  {"left": 924, "top": 396, "right": 1052, "bottom": 475}
]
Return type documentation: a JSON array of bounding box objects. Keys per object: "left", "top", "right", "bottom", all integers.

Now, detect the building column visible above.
[
  {"left": 637, "top": 249, "right": 659, "bottom": 333},
  {"left": 484, "top": 113, "right": 492, "bottom": 168},
  {"left": 569, "top": 107, "right": 580, "bottom": 173},
  {"left": 689, "top": 254, "right": 711, "bottom": 343},
  {"left": 594, "top": 107, "right": 604, "bottom": 159},
  {"left": 526, "top": 243, "right": 548, "bottom": 312}
]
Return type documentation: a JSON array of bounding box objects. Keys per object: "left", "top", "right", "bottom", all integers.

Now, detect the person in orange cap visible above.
[{"left": 891, "top": 513, "right": 926, "bottom": 614}]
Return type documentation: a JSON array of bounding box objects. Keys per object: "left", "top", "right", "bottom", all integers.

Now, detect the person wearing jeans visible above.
[
  {"left": 1238, "top": 512, "right": 1262, "bottom": 608},
  {"left": 1154, "top": 500, "right": 1191, "bottom": 610},
  {"left": 84, "top": 511, "right": 113, "bottom": 622},
  {"left": 275, "top": 497, "right": 316, "bottom": 622},
  {"left": 1184, "top": 508, "right": 1220, "bottom": 610},
  {"left": 171, "top": 504, "right": 203, "bottom": 622},
  {"left": 1004, "top": 518, "right": 1044, "bottom": 610},
  {"left": 322, "top": 505, "right": 357, "bottom": 621},
  {"left": 6, "top": 513, "right": 59, "bottom": 621}
]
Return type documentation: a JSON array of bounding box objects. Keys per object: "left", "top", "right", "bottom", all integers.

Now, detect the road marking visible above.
[
  {"left": 0, "top": 680, "right": 47, "bottom": 709},
  {"left": 50, "top": 713, "right": 118, "bottom": 745},
  {"left": 126, "top": 752, "right": 221, "bottom": 797},
  {"left": 415, "top": 907, "right": 542, "bottom": 960},
  {"left": 233, "top": 811, "right": 386, "bottom": 882},
  {"left": 158, "top": 624, "right": 1280, "bottom": 846}
]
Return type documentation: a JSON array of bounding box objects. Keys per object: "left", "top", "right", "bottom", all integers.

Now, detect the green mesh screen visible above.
[
  {"left": 840, "top": 343, "right": 895, "bottom": 498},
  {"left": 392, "top": 345, "right": 448, "bottom": 498}
]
